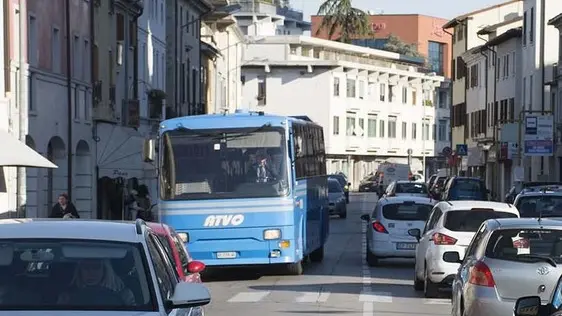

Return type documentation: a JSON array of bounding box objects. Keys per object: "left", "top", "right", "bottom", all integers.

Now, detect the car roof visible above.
[
  {"left": 435, "top": 200, "right": 518, "bottom": 215},
  {"left": 0, "top": 219, "right": 147, "bottom": 243},
  {"left": 378, "top": 196, "right": 435, "bottom": 205},
  {"left": 491, "top": 217, "right": 562, "bottom": 230},
  {"left": 395, "top": 180, "right": 425, "bottom": 184}
]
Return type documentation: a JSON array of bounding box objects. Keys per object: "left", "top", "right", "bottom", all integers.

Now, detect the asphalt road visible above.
[{"left": 203, "top": 193, "right": 452, "bottom": 316}]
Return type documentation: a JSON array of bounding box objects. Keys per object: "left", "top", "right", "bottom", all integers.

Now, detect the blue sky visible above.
[{"left": 291, "top": 0, "right": 508, "bottom": 20}]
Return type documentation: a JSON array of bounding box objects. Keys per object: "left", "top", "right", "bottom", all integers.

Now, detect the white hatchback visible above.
[
  {"left": 361, "top": 196, "right": 436, "bottom": 266},
  {"left": 409, "top": 201, "right": 520, "bottom": 298}
]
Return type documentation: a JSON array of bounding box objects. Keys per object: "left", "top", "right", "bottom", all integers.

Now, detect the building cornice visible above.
[{"left": 548, "top": 13, "right": 562, "bottom": 27}]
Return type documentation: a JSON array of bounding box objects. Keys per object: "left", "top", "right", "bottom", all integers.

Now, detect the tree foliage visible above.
[
  {"left": 316, "top": 0, "right": 372, "bottom": 43},
  {"left": 382, "top": 34, "right": 422, "bottom": 58}
]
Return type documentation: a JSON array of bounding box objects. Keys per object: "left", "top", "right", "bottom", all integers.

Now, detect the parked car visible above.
[
  {"left": 361, "top": 196, "right": 435, "bottom": 266},
  {"left": 328, "top": 178, "right": 347, "bottom": 218},
  {"left": 0, "top": 218, "right": 211, "bottom": 314},
  {"left": 147, "top": 222, "right": 206, "bottom": 283},
  {"left": 446, "top": 218, "right": 562, "bottom": 316},
  {"left": 505, "top": 181, "right": 562, "bottom": 204},
  {"left": 429, "top": 176, "right": 448, "bottom": 200},
  {"left": 383, "top": 181, "right": 429, "bottom": 198},
  {"left": 513, "top": 185, "right": 562, "bottom": 218},
  {"left": 409, "top": 201, "right": 520, "bottom": 298},
  {"left": 329, "top": 174, "right": 350, "bottom": 203},
  {"left": 440, "top": 177, "right": 489, "bottom": 201},
  {"left": 359, "top": 175, "right": 379, "bottom": 192}
]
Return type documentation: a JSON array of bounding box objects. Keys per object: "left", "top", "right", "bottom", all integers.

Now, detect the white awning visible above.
[{"left": 0, "top": 129, "right": 57, "bottom": 168}]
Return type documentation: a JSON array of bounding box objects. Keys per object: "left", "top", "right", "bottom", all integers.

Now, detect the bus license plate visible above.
[
  {"left": 216, "top": 252, "right": 237, "bottom": 259},
  {"left": 396, "top": 243, "right": 416, "bottom": 250}
]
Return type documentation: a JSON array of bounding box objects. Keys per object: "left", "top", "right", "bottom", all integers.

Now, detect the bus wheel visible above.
[
  {"left": 286, "top": 261, "right": 304, "bottom": 275},
  {"left": 309, "top": 246, "right": 324, "bottom": 262}
]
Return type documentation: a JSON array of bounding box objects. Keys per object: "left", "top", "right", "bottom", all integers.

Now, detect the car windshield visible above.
[
  {"left": 0, "top": 239, "right": 155, "bottom": 311},
  {"left": 444, "top": 210, "right": 517, "bottom": 232},
  {"left": 328, "top": 180, "right": 342, "bottom": 193},
  {"left": 449, "top": 179, "right": 487, "bottom": 200},
  {"left": 486, "top": 229, "right": 562, "bottom": 264},
  {"left": 160, "top": 127, "right": 289, "bottom": 200},
  {"left": 395, "top": 183, "right": 427, "bottom": 194},
  {"left": 516, "top": 196, "right": 562, "bottom": 218},
  {"left": 329, "top": 175, "right": 346, "bottom": 187},
  {"left": 382, "top": 203, "right": 433, "bottom": 221}
]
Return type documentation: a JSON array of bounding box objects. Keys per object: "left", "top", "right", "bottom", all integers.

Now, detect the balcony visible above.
[
  {"left": 276, "top": 6, "right": 303, "bottom": 20},
  {"left": 238, "top": 0, "right": 277, "bottom": 15}
]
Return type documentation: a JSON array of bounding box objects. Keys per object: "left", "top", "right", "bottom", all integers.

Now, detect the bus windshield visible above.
[{"left": 160, "top": 127, "right": 289, "bottom": 200}]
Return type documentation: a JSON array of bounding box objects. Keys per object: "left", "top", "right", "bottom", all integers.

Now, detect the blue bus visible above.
[{"left": 144, "top": 110, "right": 329, "bottom": 275}]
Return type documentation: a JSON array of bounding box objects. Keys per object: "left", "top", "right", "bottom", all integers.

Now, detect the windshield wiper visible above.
[
  {"left": 171, "top": 124, "right": 273, "bottom": 140},
  {"left": 518, "top": 254, "right": 557, "bottom": 267}
]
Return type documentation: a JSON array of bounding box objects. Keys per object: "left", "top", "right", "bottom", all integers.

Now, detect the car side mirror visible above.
[
  {"left": 167, "top": 282, "right": 211, "bottom": 309},
  {"left": 408, "top": 228, "right": 421, "bottom": 241},
  {"left": 442, "top": 251, "right": 462, "bottom": 263},
  {"left": 514, "top": 296, "right": 541, "bottom": 316},
  {"left": 143, "top": 138, "right": 155, "bottom": 162},
  {"left": 360, "top": 214, "right": 370, "bottom": 221},
  {"left": 187, "top": 260, "right": 206, "bottom": 274}
]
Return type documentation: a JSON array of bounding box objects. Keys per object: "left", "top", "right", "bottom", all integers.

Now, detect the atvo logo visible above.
[{"left": 203, "top": 214, "right": 245, "bottom": 227}]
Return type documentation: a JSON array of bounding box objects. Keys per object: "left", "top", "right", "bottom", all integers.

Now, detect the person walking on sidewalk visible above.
[{"left": 49, "top": 193, "right": 80, "bottom": 218}]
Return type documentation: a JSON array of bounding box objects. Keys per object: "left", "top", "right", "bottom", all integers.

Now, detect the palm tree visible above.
[{"left": 316, "top": 0, "right": 371, "bottom": 43}]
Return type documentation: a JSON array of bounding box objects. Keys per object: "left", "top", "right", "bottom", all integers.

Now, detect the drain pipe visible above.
[
  {"left": 539, "top": 0, "right": 546, "bottom": 175},
  {"left": 442, "top": 27, "right": 455, "bottom": 175},
  {"left": 132, "top": 2, "right": 144, "bottom": 100},
  {"left": 65, "top": 0, "right": 73, "bottom": 200},
  {"left": 16, "top": 0, "right": 27, "bottom": 214}
]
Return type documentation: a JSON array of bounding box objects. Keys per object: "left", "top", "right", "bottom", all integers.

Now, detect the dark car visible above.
[
  {"left": 428, "top": 176, "right": 447, "bottom": 200},
  {"left": 359, "top": 175, "right": 378, "bottom": 192},
  {"left": 329, "top": 174, "right": 350, "bottom": 203},
  {"left": 440, "top": 176, "right": 489, "bottom": 201}
]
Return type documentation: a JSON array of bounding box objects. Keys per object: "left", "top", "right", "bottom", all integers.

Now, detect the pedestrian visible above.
[
  {"left": 136, "top": 184, "right": 152, "bottom": 221},
  {"left": 49, "top": 193, "right": 80, "bottom": 218}
]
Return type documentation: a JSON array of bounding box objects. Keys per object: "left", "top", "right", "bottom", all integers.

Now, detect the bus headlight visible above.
[
  {"left": 263, "top": 229, "right": 281, "bottom": 240},
  {"left": 177, "top": 232, "right": 189, "bottom": 243}
]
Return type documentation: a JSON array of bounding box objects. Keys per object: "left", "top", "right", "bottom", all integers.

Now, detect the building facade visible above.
[
  {"left": 443, "top": 0, "right": 523, "bottom": 176},
  {"left": 234, "top": 0, "right": 310, "bottom": 36},
  {"left": 201, "top": 0, "right": 245, "bottom": 114},
  {"left": 92, "top": 0, "right": 145, "bottom": 220},
  {"left": 241, "top": 36, "right": 444, "bottom": 187},
  {"left": 165, "top": 0, "right": 212, "bottom": 118},
  {"left": 549, "top": 13, "right": 562, "bottom": 180}
]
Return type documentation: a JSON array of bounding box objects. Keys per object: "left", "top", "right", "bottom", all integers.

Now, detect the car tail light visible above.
[
  {"left": 432, "top": 233, "right": 457, "bottom": 245},
  {"left": 513, "top": 239, "right": 530, "bottom": 248},
  {"left": 468, "top": 261, "right": 495, "bottom": 287},
  {"left": 372, "top": 221, "right": 388, "bottom": 234}
]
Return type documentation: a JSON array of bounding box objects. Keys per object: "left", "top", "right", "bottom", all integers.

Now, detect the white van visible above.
[{"left": 375, "top": 163, "right": 412, "bottom": 190}]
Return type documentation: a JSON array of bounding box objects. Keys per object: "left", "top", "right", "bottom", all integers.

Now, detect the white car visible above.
[
  {"left": 409, "top": 201, "right": 519, "bottom": 298},
  {"left": 0, "top": 218, "right": 211, "bottom": 315},
  {"left": 361, "top": 196, "right": 436, "bottom": 266}
]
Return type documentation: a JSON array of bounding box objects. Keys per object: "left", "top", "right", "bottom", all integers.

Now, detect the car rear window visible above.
[
  {"left": 517, "top": 196, "right": 562, "bottom": 218},
  {"left": 444, "top": 210, "right": 517, "bottom": 232},
  {"left": 486, "top": 229, "right": 562, "bottom": 264},
  {"left": 382, "top": 203, "right": 432, "bottom": 221},
  {"left": 396, "top": 183, "right": 427, "bottom": 194},
  {"left": 328, "top": 181, "right": 342, "bottom": 193},
  {"left": 449, "top": 179, "right": 487, "bottom": 200}
]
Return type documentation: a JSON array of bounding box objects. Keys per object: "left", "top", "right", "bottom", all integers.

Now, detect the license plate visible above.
[
  {"left": 396, "top": 243, "right": 416, "bottom": 250},
  {"left": 216, "top": 251, "right": 237, "bottom": 259}
]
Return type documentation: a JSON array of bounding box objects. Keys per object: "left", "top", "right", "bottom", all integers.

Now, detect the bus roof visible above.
[{"left": 160, "top": 111, "right": 319, "bottom": 132}]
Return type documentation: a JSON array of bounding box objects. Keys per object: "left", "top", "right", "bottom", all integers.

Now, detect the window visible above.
[
  {"left": 523, "top": 76, "right": 527, "bottom": 110},
  {"left": 146, "top": 234, "right": 177, "bottom": 301},
  {"left": 358, "top": 118, "right": 364, "bottom": 135},
  {"left": 382, "top": 203, "right": 432, "bottom": 221},
  {"left": 346, "top": 115, "right": 356, "bottom": 136},
  {"left": 191, "top": 68, "right": 197, "bottom": 112},
  {"left": 389, "top": 85, "right": 396, "bottom": 102},
  {"left": 358, "top": 80, "right": 365, "bottom": 99},
  {"left": 73, "top": 35, "right": 81, "bottom": 79},
  {"left": 529, "top": 7, "right": 534, "bottom": 43},
  {"left": 422, "top": 120, "right": 430, "bottom": 140},
  {"left": 496, "top": 57, "right": 501, "bottom": 80},
  {"left": 170, "top": 232, "right": 190, "bottom": 276},
  {"left": 379, "top": 120, "right": 385, "bottom": 138},
  {"left": 509, "top": 98, "right": 515, "bottom": 122},
  {"left": 529, "top": 75, "right": 533, "bottom": 110},
  {"left": 332, "top": 116, "right": 340, "bottom": 135},
  {"left": 444, "top": 210, "right": 516, "bottom": 232},
  {"left": 346, "top": 79, "right": 356, "bottom": 98},
  {"left": 470, "top": 64, "right": 479, "bottom": 88},
  {"left": 428, "top": 41, "right": 444, "bottom": 75},
  {"left": 411, "top": 123, "right": 417, "bottom": 139},
  {"left": 52, "top": 27, "right": 61, "bottom": 73},
  {"left": 503, "top": 54, "right": 510, "bottom": 78},
  {"left": 438, "top": 90, "right": 447, "bottom": 108},
  {"left": 411, "top": 90, "right": 417, "bottom": 105},
  {"left": 438, "top": 120, "right": 447, "bottom": 141},
  {"left": 401, "top": 122, "right": 407, "bottom": 139},
  {"left": 511, "top": 52, "right": 516, "bottom": 75},
  {"left": 523, "top": 11, "right": 527, "bottom": 45},
  {"left": 367, "top": 115, "right": 377, "bottom": 137},
  {"left": 257, "top": 76, "right": 266, "bottom": 105},
  {"left": 432, "top": 123, "right": 436, "bottom": 140},
  {"left": 457, "top": 24, "right": 464, "bottom": 41},
  {"left": 83, "top": 39, "right": 90, "bottom": 81},
  {"left": 116, "top": 13, "right": 125, "bottom": 41},
  {"left": 292, "top": 123, "right": 327, "bottom": 179},
  {"left": 388, "top": 116, "right": 397, "bottom": 138},
  {"left": 333, "top": 77, "right": 340, "bottom": 96},
  {"left": 379, "top": 83, "right": 386, "bottom": 101},
  {"left": 28, "top": 15, "right": 37, "bottom": 66}
]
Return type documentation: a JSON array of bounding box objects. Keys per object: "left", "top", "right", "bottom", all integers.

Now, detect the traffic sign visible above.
[
  {"left": 442, "top": 146, "right": 452, "bottom": 157},
  {"left": 456, "top": 144, "right": 468, "bottom": 156}
]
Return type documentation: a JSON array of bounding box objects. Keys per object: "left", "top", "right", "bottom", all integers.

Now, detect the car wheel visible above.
[
  {"left": 423, "top": 265, "right": 439, "bottom": 298},
  {"left": 413, "top": 269, "right": 424, "bottom": 291},
  {"left": 286, "top": 261, "right": 304, "bottom": 275},
  {"left": 366, "top": 243, "right": 378, "bottom": 267}
]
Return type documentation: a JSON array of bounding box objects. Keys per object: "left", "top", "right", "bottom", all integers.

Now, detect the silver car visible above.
[
  {"left": 328, "top": 178, "right": 347, "bottom": 218},
  {"left": 445, "top": 217, "right": 562, "bottom": 316},
  {"left": 384, "top": 181, "right": 429, "bottom": 198}
]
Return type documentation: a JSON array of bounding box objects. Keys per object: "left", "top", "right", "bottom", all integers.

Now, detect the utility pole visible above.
[{"left": 16, "top": 0, "right": 27, "bottom": 216}]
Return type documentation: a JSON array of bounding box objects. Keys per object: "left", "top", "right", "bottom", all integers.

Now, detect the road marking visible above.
[
  {"left": 317, "top": 291, "right": 330, "bottom": 302},
  {"left": 227, "top": 291, "right": 270, "bottom": 303},
  {"left": 362, "top": 302, "right": 374, "bottom": 316},
  {"left": 295, "top": 292, "right": 319, "bottom": 303},
  {"left": 424, "top": 298, "right": 451, "bottom": 305},
  {"left": 359, "top": 291, "right": 393, "bottom": 303},
  {"left": 360, "top": 202, "right": 375, "bottom": 315}
]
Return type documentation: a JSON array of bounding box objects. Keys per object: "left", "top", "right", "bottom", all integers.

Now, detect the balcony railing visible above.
[{"left": 238, "top": 0, "right": 277, "bottom": 15}]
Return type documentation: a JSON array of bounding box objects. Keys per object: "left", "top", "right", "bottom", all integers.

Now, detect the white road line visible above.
[
  {"left": 424, "top": 298, "right": 451, "bottom": 305},
  {"left": 227, "top": 291, "right": 270, "bottom": 303},
  {"left": 360, "top": 204, "right": 375, "bottom": 316},
  {"left": 296, "top": 292, "right": 320, "bottom": 303},
  {"left": 359, "top": 291, "right": 393, "bottom": 303},
  {"left": 362, "top": 302, "right": 374, "bottom": 316},
  {"left": 317, "top": 291, "right": 330, "bottom": 302}
]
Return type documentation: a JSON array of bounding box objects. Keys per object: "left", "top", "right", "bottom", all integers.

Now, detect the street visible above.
[{"left": 203, "top": 193, "right": 452, "bottom": 316}]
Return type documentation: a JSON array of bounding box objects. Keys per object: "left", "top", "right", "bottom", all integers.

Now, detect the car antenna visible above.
[{"left": 445, "top": 200, "right": 452, "bottom": 206}]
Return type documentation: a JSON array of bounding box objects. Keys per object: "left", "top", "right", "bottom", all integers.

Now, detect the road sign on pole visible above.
[
  {"left": 456, "top": 144, "right": 468, "bottom": 156},
  {"left": 524, "top": 115, "right": 553, "bottom": 156}
]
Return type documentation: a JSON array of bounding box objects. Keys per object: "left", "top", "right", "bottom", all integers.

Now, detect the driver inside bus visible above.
[{"left": 247, "top": 149, "right": 277, "bottom": 183}]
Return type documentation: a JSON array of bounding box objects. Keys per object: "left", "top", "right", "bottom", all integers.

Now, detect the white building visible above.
[
  {"left": 241, "top": 36, "right": 445, "bottom": 187},
  {"left": 234, "top": 0, "right": 310, "bottom": 36},
  {"left": 521, "top": 0, "right": 562, "bottom": 181},
  {"left": 461, "top": 27, "right": 523, "bottom": 196},
  {"left": 548, "top": 13, "right": 562, "bottom": 180}
]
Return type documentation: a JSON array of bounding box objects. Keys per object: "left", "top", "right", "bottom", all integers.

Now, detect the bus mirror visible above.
[{"left": 143, "top": 138, "right": 155, "bottom": 162}]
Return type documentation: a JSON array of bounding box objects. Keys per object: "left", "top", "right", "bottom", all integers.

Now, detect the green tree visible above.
[
  {"left": 382, "top": 34, "right": 422, "bottom": 58},
  {"left": 316, "top": 0, "right": 371, "bottom": 43}
]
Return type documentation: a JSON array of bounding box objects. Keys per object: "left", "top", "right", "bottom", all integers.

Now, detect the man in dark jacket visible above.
[{"left": 49, "top": 193, "right": 80, "bottom": 218}]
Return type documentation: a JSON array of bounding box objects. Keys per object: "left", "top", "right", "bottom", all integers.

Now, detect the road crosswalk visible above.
[{"left": 221, "top": 290, "right": 451, "bottom": 305}]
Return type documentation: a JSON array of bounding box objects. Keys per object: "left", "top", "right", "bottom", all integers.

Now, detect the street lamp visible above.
[{"left": 176, "top": 4, "right": 242, "bottom": 116}]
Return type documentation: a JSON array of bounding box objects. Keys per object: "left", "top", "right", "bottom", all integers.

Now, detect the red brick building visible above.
[{"left": 311, "top": 14, "right": 452, "bottom": 78}]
